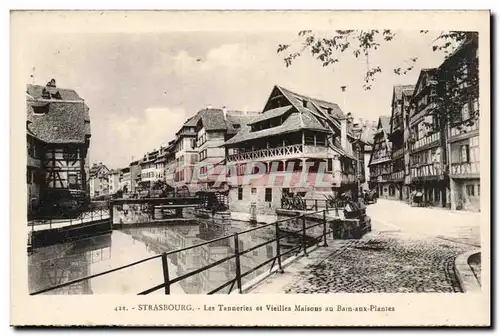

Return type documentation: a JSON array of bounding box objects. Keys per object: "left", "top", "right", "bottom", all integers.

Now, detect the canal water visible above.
[{"left": 28, "top": 216, "right": 324, "bottom": 295}]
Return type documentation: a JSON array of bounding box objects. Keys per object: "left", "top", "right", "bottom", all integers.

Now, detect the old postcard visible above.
[{"left": 10, "top": 10, "right": 490, "bottom": 327}]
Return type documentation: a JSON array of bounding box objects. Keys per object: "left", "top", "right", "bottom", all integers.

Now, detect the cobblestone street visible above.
[
  {"left": 249, "top": 200, "right": 481, "bottom": 294},
  {"left": 283, "top": 231, "right": 470, "bottom": 293}
]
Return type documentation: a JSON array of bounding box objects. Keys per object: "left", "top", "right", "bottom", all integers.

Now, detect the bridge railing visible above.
[
  {"left": 28, "top": 203, "right": 110, "bottom": 231},
  {"left": 30, "top": 209, "right": 336, "bottom": 295},
  {"left": 281, "top": 196, "right": 346, "bottom": 215},
  {"left": 109, "top": 197, "right": 202, "bottom": 226}
]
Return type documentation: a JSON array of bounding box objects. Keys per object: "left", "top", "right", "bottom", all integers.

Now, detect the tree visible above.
[{"left": 277, "top": 30, "right": 479, "bottom": 123}]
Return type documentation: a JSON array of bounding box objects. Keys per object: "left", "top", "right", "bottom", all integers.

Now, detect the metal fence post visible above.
[
  {"left": 325, "top": 200, "right": 329, "bottom": 213},
  {"left": 109, "top": 201, "right": 114, "bottom": 229},
  {"left": 314, "top": 199, "right": 318, "bottom": 211},
  {"left": 322, "top": 209, "right": 328, "bottom": 247},
  {"left": 335, "top": 201, "right": 339, "bottom": 217},
  {"left": 233, "top": 234, "right": 243, "bottom": 294},
  {"left": 302, "top": 216, "right": 308, "bottom": 257},
  {"left": 161, "top": 252, "right": 171, "bottom": 294},
  {"left": 275, "top": 222, "right": 284, "bottom": 273}
]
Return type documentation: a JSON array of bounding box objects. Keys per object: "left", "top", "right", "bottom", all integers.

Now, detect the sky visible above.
[{"left": 21, "top": 28, "right": 450, "bottom": 169}]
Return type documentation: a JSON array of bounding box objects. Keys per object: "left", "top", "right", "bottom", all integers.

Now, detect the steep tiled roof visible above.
[
  {"left": 224, "top": 111, "right": 327, "bottom": 146},
  {"left": 199, "top": 108, "right": 227, "bottom": 131},
  {"left": 393, "top": 85, "right": 415, "bottom": 101},
  {"left": 225, "top": 112, "right": 257, "bottom": 135},
  {"left": 247, "top": 106, "right": 293, "bottom": 125},
  {"left": 278, "top": 86, "right": 344, "bottom": 120},
  {"left": 26, "top": 99, "right": 90, "bottom": 144},
  {"left": 90, "top": 164, "right": 109, "bottom": 178}
]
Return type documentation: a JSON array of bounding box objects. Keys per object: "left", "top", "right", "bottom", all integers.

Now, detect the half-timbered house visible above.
[
  {"left": 223, "top": 85, "right": 359, "bottom": 223},
  {"left": 389, "top": 85, "right": 415, "bottom": 201},
  {"left": 368, "top": 116, "right": 394, "bottom": 199},
  {"left": 440, "top": 34, "right": 480, "bottom": 212},
  {"left": 408, "top": 68, "right": 449, "bottom": 208},
  {"left": 26, "top": 79, "right": 91, "bottom": 214}
]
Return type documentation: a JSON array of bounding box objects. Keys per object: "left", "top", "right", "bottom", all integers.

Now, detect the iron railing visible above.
[
  {"left": 280, "top": 196, "right": 345, "bottom": 216},
  {"left": 28, "top": 203, "right": 110, "bottom": 231},
  {"left": 30, "top": 209, "right": 335, "bottom": 295}
]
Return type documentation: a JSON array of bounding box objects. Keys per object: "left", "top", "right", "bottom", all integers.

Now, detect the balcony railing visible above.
[
  {"left": 370, "top": 154, "right": 392, "bottom": 165},
  {"left": 227, "top": 144, "right": 304, "bottom": 162},
  {"left": 410, "top": 132, "right": 440, "bottom": 152},
  {"left": 392, "top": 147, "right": 404, "bottom": 158},
  {"left": 390, "top": 170, "right": 404, "bottom": 181},
  {"left": 410, "top": 163, "right": 443, "bottom": 179},
  {"left": 450, "top": 162, "right": 480, "bottom": 176}
]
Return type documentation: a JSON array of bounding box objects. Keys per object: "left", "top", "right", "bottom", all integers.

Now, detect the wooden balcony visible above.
[
  {"left": 226, "top": 144, "right": 330, "bottom": 163},
  {"left": 409, "top": 132, "right": 440, "bottom": 152},
  {"left": 390, "top": 170, "right": 404, "bottom": 181},
  {"left": 392, "top": 147, "right": 404, "bottom": 159},
  {"left": 410, "top": 163, "right": 444, "bottom": 181},
  {"left": 370, "top": 154, "right": 392, "bottom": 165},
  {"left": 450, "top": 162, "right": 480, "bottom": 177}
]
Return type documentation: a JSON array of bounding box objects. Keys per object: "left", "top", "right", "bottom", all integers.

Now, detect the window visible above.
[
  {"left": 63, "top": 148, "right": 78, "bottom": 160},
  {"left": 461, "top": 103, "right": 470, "bottom": 121},
  {"left": 68, "top": 173, "right": 79, "bottom": 189},
  {"left": 265, "top": 188, "right": 272, "bottom": 202},
  {"left": 190, "top": 139, "right": 196, "bottom": 149},
  {"left": 327, "top": 159, "right": 333, "bottom": 172},
  {"left": 460, "top": 145, "right": 470, "bottom": 163},
  {"left": 238, "top": 187, "right": 243, "bottom": 200},
  {"left": 477, "top": 184, "right": 480, "bottom": 196},
  {"left": 251, "top": 188, "right": 257, "bottom": 195},
  {"left": 466, "top": 184, "right": 475, "bottom": 196}
]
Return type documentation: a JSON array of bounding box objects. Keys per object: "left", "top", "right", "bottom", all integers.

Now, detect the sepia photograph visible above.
[{"left": 11, "top": 10, "right": 491, "bottom": 326}]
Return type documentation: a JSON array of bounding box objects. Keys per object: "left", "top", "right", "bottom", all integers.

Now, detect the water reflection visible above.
[{"left": 28, "top": 217, "right": 323, "bottom": 295}]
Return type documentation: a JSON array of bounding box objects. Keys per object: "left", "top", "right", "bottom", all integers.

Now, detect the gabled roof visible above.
[
  {"left": 90, "top": 164, "right": 110, "bottom": 178},
  {"left": 26, "top": 99, "right": 90, "bottom": 143},
  {"left": 393, "top": 85, "right": 415, "bottom": 102},
  {"left": 224, "top": 85, "right": 357, "bottom": 148},
  {"left": 199, "top": 108, "right": 227, "bottom": 131},
  {"left": 368, "top": 116, "right": 392, "bottom": 167},
  {"left": 247, "top": 105, "right": 292, "bottom": 125},
  {"left": 411, "top": 68, "right": 438, "bottom": 100},
  {"left": 224, "top": 112, "right": 327, "bottom": 146}
]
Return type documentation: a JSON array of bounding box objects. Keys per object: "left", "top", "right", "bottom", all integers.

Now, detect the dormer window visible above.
[
  {"left": 233, "top": 124, "right": 240, "bottom": 129},
  {"left": 32, "top": 104, "right": 49, "bottom": 115},
  {"left": 302, "top": 99, "right": 308, "bottom": 108},
  {"left": 42, "top": 88, "right": 51, "bottom": 99}
]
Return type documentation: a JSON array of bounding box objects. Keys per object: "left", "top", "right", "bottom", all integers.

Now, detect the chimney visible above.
[
  {"left": 207, "top": 104, "right": 212, "bottom": 109},
  {"left": 222, "top": 106, "right": 228, "bottom": 119}
]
